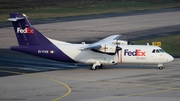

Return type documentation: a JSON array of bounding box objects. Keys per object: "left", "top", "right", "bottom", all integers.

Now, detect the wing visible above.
[{"left": 81, "top": 35, "right": 121, "bottom": 50}]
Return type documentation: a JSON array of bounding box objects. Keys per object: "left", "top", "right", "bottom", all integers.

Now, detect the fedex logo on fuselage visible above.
[
  {"left": 124, "top": 49, "right": 146, "bottom": 56},
  {"left": 17, "top": 27, "right": 34, "bottom": 34}
]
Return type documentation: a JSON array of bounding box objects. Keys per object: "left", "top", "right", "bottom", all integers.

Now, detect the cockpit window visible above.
[
  {"left": 152, "top": 49, "right": 155, "bottom": 53},
  {"left": 159, "top": 49, "right": 165, "bottom": 53},
  {"left": 156, "top": 49, "right": 160, "bottom": 53},
  {"left": 152, "top": 49, "right": 165, "bottom": 53}
]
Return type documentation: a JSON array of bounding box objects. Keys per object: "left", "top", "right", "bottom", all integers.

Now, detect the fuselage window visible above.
[{"left": 152, "top": 49, "right": 155, "bottom": 53}]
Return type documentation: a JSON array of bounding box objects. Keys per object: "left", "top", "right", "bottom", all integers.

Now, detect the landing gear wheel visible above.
[
  {"left": 99, "top": 64, "right": 103, "bottom": 69},
  {"left": 91, "top": 61, "right": 101, "bottom": 70},
  {"left": 91, "top": 65, "right": 98, "bottom": 70},
  {"left": 159, "top": 66, "right": 163, "bottom": 70}
]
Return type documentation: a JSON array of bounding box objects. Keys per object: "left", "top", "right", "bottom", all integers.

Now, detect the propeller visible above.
[
  {"left": 113, "top": 35, "right": 122, "bottom": 59},
  {"left": 113, "top": 35, "right": 121, "bottom": 52},
  {"left": 116, "top": 46, "right": 122, "bottom": 52},
  {"left": 114, "top": 45, "right": 121, "bottom": 61},
  {"left": 114, "top": 36, "right": 122, "bottom": 55},
  {"left": 104, "top": 44, "right": 108, "bottom": 52},
  {"left": 127, "top": 34, "right": 133, "bottom": 45}
]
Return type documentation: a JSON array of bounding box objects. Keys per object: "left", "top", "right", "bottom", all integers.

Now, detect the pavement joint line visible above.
[
  {"left": 40, "top": 28, "right": 118, "bottom": 33},
  {"left": 62, "top": 16, "right": 180, "bottom": 30},
  {"left": 0, "top": 70, "right": 71, "bottom": 101},
  {"left": 134, "top": 84, "right": 177, "bottom": 90},
  {"left": 37, "top": 16, "right": 180, "bottom": 33},
  {"left": 92, "top": 88, "right": 180, "bottom": 101},
  {"left": 0, "top": 70, "right": 25, "bottom": 75}
]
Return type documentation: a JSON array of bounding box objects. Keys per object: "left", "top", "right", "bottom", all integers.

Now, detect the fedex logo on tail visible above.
[
  {"left": 124, "top": 49, "right": 146, "bottom": 56},
  {"left": 17, "top": 27, "right": 34, "bottom": 34}
]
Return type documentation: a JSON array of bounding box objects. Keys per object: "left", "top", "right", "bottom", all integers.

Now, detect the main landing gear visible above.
[
  {"left": 91, "top": 64, "right": 103, "bottom": 70},
  {"left": 91, "top": 65, "right": 98, "bottom": 70},
  {"left": 91, "top": 62, "right": 103, "bottom": 70}
]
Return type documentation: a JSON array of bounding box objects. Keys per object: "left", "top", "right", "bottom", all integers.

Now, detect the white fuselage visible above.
[{"left": 55, "top": 43, "right": 174, "bottom": 66}]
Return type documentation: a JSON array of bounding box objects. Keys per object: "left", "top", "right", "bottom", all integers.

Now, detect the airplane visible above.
[{"left": 8, "top": 12, "right": 174, "bottom": 70}]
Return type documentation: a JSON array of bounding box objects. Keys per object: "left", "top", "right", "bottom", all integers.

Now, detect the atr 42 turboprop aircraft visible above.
[{"left": 8, "top": 13, "right": 174, "bottom": 70}]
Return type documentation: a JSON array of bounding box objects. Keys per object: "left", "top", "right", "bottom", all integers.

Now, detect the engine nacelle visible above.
[
  {"left": 99, "top": 45, "right": 116, "bottom": 53},
  {"left": 113, "top": 40, "right": 128, "bottom": 45},
  {"left": 79, "top": 59, "right": 117, "bottom": 65}
]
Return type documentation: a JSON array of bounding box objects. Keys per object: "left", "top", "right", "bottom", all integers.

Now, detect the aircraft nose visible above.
[{"left": 168, "top": 54, "right": 174, "bottom": 62}]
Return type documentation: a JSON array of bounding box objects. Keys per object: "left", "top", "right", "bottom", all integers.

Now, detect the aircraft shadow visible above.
[{"left": 0, "top": 49, "right": 87, "bottom": 77}]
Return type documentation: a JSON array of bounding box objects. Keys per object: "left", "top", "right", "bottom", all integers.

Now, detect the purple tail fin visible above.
[{"left": 8, "top": 13, "right": 52, "bottom": 46}]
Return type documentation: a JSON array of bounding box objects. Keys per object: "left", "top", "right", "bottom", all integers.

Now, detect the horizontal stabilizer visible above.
[{"left": 7, "top": 17, "right": 25, "bottom": 21}]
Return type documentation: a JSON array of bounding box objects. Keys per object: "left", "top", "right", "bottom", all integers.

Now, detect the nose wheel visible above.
[
  {"left": 158, "top": 66, "right": 163, "bottom": 70},
  {"left": 98, "top": 64, "right": 103, "bottom": 69},
  {"left": 158, "top": 64, "right": 163, "bottom": 70}
]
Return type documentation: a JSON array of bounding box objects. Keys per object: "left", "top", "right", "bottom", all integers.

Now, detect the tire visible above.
[
  {"left": 91, "top": 66, "right": 97, "bottom": 70},
  {"left": 99, "top": 64, "right": 103, "bottom": 69},
  {"left": 159, "top": 66, "right": 163, "bottom": 70}
]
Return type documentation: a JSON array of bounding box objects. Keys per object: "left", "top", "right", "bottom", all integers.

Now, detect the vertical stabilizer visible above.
[{"left": 8, "top": 13, "right": 52, "bottom": 46}]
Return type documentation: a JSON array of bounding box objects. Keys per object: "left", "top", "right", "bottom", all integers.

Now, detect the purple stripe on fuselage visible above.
[{"left": 10, "top": 44, "right": 76, "bottom": 63}]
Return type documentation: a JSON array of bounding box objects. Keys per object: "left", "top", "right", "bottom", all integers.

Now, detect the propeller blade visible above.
[{"left": 127, "top": 34, "right": 133, "bottom": 45}]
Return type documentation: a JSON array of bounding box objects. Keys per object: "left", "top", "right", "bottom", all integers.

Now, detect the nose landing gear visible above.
[
  {"left": 158, "top": 64, "right": 163, "bottom": 70},
  {"left": 158, "top": 66, "right": 163, "bottom": 70}
]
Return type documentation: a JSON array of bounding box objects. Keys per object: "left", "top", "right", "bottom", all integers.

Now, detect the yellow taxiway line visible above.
[
  {"left": 1, "top": 70, "right": 180, "bottom": 101},
  {"left": 0, "top": 70, "right": 71, "bottom": 101}
]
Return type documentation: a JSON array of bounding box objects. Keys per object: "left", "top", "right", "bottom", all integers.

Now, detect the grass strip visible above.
[
  {"left": 1, "top": 1, "right": 180, "bottom": 22},
  {"left": 134, "top": 34, "right": 180, "bottom": 55}
]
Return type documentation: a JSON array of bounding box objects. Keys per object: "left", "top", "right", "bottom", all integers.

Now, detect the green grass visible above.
[
  {"left": 1, "top": 0, "right": 180, "bottom": 22},
  {"left": 134, "top": 34, "right": 180, "bottom": 55}
]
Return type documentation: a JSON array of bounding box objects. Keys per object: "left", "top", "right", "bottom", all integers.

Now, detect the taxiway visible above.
[{"left": 0, "top": 8, "right": 180, "bottom": 101}]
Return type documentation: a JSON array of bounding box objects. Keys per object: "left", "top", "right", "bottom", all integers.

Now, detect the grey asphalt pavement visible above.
[{"left": 0, "top": 8, "right": 180, "bottom": 101}]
